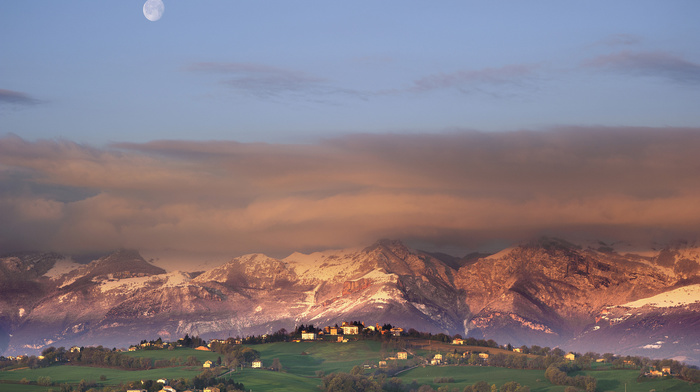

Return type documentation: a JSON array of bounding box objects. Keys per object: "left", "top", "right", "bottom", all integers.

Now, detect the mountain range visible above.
[{"left": 1, "top": 238, "right": 699, "bottom": 365}]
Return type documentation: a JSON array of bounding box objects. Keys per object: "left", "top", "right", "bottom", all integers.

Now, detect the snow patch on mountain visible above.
[
  {"left": 157, "top": 271, "right": 192, "bottom": 288},
  {"left": 284, "top": 247, "right": 363, "bottom": 282},
  {"left": 483, "top": 247, "right": 517, "bottom": 261},
  {"left": 98, "top": 271, "right": 192, "bottom": 293},
  {"left": 44, "top": 257, "right": 81, "bottom": 279},
  {"left": 622, "top": 284, "right": 700, "bottom": 308},
  {"left": 140, "top": 250, "right": 230, "bottom": 272},
  {"left": 99, "top": 275, "right": 153, "bottom": 293}
]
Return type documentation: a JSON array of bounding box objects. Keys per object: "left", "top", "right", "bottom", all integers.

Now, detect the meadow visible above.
[{"left": 1, "top": 342, "right": 697, "bottom": 392}]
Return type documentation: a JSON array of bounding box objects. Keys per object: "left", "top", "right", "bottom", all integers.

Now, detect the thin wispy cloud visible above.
[
  {"left": 188, "top": 61, "right": 542, "bottom": 102},
  {"left": 585, "top": 51, "right": 700, "bottom": 84},
  {"left": 0, "top": 89, "right": 42, "bottom": 106},
  {"left": 2, "top": 128, "right": 700, "bottom": 256},
  {"left": 403, "top": 64, "right": 541, "bottom": 98},
  {"left": 591, "top": 33, "right": 642, "bottom": 48},
  {"left": 187, "top": 61, "right": 365, "bottom": 102}
]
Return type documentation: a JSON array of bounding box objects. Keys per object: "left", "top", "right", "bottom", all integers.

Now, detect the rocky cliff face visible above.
[
  {"left": 453, "top": 238, "right": 679, "bottom": 346},
  {"left": 1, "top": 238, "right": 698, "bottom": 365}
]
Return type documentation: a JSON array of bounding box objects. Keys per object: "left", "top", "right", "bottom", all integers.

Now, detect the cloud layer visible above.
[{"left": 1, "top": 127, "right": 700, "bottom": 257}]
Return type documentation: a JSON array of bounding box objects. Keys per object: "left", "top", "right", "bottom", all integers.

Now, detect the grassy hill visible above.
[{"left": 1, "top": 341, "right": 697, "bottom": 392}]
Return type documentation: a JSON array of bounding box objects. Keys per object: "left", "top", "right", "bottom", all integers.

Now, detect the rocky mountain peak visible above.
[
  {"left": 88, "top": 249, "right": 165, "bottom": 276},
  {"left": 0, "top": 252, "right": 64, "bottom": 281},
  {"left": 2, "top": 238, "right": 699, "bottom": 366},
  {"left": 521, "top": 237, "right": 581, "bottom": 253}
]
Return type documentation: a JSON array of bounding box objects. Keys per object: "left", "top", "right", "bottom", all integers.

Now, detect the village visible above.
[
  {"left": 105, "top": 320, "right": 679, "bottom": 392},
  {"left": 2, "top": 319, "right": 692, "bottom": 392}
]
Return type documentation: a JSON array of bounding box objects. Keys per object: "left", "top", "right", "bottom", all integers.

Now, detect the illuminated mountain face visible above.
[{"left": 1, "top": 238, "right": 699, "bottom": 365}]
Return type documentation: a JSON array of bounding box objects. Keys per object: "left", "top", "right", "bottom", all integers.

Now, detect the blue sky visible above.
[
  {"left": 2, "top": 2, "right": 700, "bottom": 257},
  {"left": 2, "top": 1, "right": 699, "bottom": 144}
]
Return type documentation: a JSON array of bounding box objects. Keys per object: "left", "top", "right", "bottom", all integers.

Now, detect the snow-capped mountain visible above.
[{"left": 1, "top": 238, "right": 698, "bottom": 365}]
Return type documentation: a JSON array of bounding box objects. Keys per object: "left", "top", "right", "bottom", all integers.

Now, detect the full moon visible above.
[{"left": 143, "top": 0, "right": 165, "bottom": 22}]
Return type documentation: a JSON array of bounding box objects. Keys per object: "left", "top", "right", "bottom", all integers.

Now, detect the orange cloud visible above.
[{"left": 1, "top": 127, "right": 699, "bottom": 257}]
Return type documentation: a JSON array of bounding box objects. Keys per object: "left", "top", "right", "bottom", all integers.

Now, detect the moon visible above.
[{"left": 143, "top": 0, "right": 165, "bottom": 22}]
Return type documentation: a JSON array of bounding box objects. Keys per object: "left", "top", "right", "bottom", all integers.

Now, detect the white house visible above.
[
  {"left": 252, "top": 360, "right": 262, "bottom": 368},
  {"left": 301, "top": 331, "right": 317, "bottom": 340},
  {"left": 342, "top": 325, "right": 359, "bottom": 335}
]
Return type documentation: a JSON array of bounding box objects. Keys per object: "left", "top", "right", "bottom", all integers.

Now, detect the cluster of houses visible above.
[
  {"left": 430, "top": 351, "right": 489, "bottom": 365},
  {"left": 646, "top": 366, "right": 672, "bottom": 377},
  {"left": 299, "top": 321, "right": 404, "bottom": 342},
  {"left": 127, "top": 380, "right": 223, "bottom": 392}
]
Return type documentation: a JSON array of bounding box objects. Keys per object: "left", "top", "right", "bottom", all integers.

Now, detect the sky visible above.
[{"left": 1, "top": 1, "right": 700, "bottom": 259}]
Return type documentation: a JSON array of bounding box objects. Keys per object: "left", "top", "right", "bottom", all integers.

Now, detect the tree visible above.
[
  {"left": 271, "top": 358, "right": 282, "bottom": 372},
  {"left": 185, "top": 355, "right": 201, "bottom": 366},
  {"left": 38, "top": 376, "right": 52, "bottom": 386},
  {"left": 321, "top": 372, "right": 382, "bottom": 392},
  {"left": 468, "top": 353, "right": 480, "bottom": 365},
  {"left": 472, "top": 381, "right": 490, "bottom": 392}
]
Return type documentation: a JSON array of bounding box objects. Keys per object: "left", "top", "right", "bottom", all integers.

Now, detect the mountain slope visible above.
[{"left": 1, "top": 238, "right": 698, "bottom": 365}]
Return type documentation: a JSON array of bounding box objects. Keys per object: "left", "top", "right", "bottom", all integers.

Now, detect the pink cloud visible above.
[
  {"left": 2, "top": 127, "right": 700, "bottom": 256},
  {"left": 585, "top": 51, "right": 700, "bottom": 84}
]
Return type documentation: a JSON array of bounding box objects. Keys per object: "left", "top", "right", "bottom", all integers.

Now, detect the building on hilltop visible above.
[
  {"left": 342, "top": 324, "right": 360, "bottom": 335},
  {"left": 301, "top": 331, "right": 317, "bottom": 340},
  {"left": 397, "top": 352, "right": 408, "bottom": 360}
]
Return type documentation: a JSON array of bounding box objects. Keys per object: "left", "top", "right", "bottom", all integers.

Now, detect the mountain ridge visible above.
[{"left": 1, "top": 237, "right": 698, "bottom": 364}]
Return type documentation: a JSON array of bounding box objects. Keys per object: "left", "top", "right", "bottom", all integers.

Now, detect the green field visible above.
[
  {"left": 396, "top": 365, "right": 549, "bottom": 391},
  {"left": 1, "top": 342, "right": 698, "bottom": 392},
  {"left": 0, "top": 383, "right": 52, "bottom": 392},
  {"left": 573, "top": 368, "right": 698, "bottom": 392},
  {"left": 123, "top": 347, "right": 224, "bottom": 362},
  {"left": 393, "top": 365, "right": 698, "bottom": 392},
  {"left": 250, "top": 340, "right": 383, "bottom": 375},
  {"left": 222, "top": 367, "right": 321, "bottom": 392},
  {"left": 0, "top": 363, "right": 207, "bottom": 391}
]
